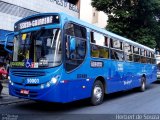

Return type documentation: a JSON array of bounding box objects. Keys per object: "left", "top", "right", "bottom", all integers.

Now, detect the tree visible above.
[{"left": 91, "top": 0, "right": 160, "bottom": 48}]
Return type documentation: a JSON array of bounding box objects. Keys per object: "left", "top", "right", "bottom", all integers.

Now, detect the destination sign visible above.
[{"left": 15, "top": 15, "right": 60, "bottom": 31}]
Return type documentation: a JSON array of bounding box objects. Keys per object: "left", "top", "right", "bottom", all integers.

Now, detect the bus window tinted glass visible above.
[
  {"left": 65, "top": 23, "right": 87, "bottom": 71},
  {"left": 110, "top": 39, "right": 122, "bottom": 50},
  {"left": 111, "top": 49, "right": 124, "bottom": 61},
  {"left": 133, "top": 54, "right": 141, "bottom": 62},
  {"left": 124, "top": 43, "right": 133, "bottom": 61},
  {"left": 65, "top": 23, "right": 86, "bottom": 39},
  {"left": 91, "top": 45, "right": 109, "bottom": 58},
  {"left": 141, "top": 49, "right": 145, "bottom": 56},
  {"left": 124, "top": 43, "right": 132, "bottom": 53},
  {"left": 133, "top": 47, "right": 139, "bottom": 54}
]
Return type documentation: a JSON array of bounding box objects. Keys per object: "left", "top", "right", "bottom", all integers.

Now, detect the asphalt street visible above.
[{"left": 0, "top": 81, "right": 160, "bottom": 120}]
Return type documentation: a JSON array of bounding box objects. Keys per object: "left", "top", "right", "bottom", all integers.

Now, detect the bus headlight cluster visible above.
[
  {"left": 8, "top": 76, "right": 14, "bottom": 86},
  {"left": 40, "top": 77, "right": 58, "bottom": 89}
]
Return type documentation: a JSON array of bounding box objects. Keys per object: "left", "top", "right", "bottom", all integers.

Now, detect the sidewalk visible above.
[{"left": 0, "top": 81, "right": 28, "bottom": 105}]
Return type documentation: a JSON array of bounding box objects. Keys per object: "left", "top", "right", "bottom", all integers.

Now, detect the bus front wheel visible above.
[
  {"left": 91, "top": 80, "right": 104, "bottom": 106},
  {"left": 140, "top": 77, "right": 146, "bottom": 92}
]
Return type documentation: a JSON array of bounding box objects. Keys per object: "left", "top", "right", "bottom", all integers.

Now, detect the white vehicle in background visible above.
[{"left": 156, "top": 55, "right": 160, "bottom": 79}]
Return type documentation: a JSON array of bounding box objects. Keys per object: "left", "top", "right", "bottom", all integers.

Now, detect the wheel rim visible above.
[
  {"left": 142, "top": 81, "right": 145, "bottom": 91},
  {"left": 93, "top": 85, "right": 102, "bottom": 102}
]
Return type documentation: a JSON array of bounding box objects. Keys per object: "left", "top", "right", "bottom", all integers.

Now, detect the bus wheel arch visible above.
[
  {"left": 90, "top": 76, "right": 106, "bottom": 105},
  {"left": 140, "top": 74, "right": 146, "bottom": 92}
]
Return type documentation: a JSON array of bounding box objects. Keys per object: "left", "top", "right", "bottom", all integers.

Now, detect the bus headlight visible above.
[
  {"left": 9, "top": 80, "right": 12, "bottom": 84},
  {"left": 8, "top": 76, "right": 12, "bottom": 84},
  {"left": 41, "top": 77, "right": 58, "bottom": 89},
  {"left": 8, "top": 76, "right": 13, "bottom": 85},
  {"left": 40, "top": 84, "right": 44, "bottom": 89},
  {"left": 11, "top": 82, "right": 14, "bottom": 86},
  {"left": 50, "top": 77, "right": 57, "bottom": 84},
  {"left": 46, "top": 82, "right": 51, "bottom": 87},
  {"left": 45, "top": 77, "right": 58, "bottom": 88}
]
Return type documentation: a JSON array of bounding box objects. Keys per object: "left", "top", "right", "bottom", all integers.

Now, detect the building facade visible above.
[
  {"left": 79, "top": 0, "right": 108, "bottom": 28},
  {"left": 0, "top": 0, "right": 79, "bottom": 32}
]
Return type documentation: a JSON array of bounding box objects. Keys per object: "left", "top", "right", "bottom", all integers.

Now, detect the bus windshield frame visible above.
[{"left": 11, "top": 28, "right": 62, "bottom": 68}]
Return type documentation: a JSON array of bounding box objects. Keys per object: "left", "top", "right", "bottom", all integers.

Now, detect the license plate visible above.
[{"left": 20, "top": 90, "right": 29, "bottom": 95}]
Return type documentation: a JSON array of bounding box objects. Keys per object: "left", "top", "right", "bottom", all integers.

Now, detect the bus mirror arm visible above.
[{"left": 4, "top": 32, "right": 14, "bottom": 53}]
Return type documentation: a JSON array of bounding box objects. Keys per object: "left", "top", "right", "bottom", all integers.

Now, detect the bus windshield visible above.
[{"left": 12, "top": 28, "right": 62, "bottom": 68}]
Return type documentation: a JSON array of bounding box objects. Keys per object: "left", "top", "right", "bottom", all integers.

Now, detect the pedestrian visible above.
[{"left": 0, "top": 66, "right": 7, "bottom": 98}]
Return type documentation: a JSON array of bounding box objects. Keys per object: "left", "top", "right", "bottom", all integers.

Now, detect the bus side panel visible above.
[
  {"left": 145, "top": 64, "right": 157, "bottom": 84},
  {"left": 105, "top": 60, "right": 125, "bottom": 93},
  {"left": 61, "top": 61, "right": 94, "bottom": 102},
  {"left": 67, "top": 79, "right": 94, "bottom": 102}
]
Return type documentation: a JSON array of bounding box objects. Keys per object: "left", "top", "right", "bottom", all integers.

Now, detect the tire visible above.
[
  {"left": 140, "top": 77, "right": 146, "bottom": 92},
  {"left": 91, "top": 80, "right": 104, "bottom": 106}
]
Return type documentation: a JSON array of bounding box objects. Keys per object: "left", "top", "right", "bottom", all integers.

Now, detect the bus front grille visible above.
[
  {"left": 13, "top": 82, "right": 40, "bottom": 87},
  {"left": 11, "top": 71, "right": 46, "bottom": 77}
]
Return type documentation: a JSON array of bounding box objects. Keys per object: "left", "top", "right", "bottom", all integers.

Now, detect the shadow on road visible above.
[
  {"left": 16, "top": 99, "right": 91, "bottom": 113},
  {"left": 153, "top": 80, "right": 160, "bottom": 84}
]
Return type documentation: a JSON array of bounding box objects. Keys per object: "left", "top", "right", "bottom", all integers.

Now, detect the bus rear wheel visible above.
[
  {"left": 140, "top": 77, "right": 146, "bottom": 92},
  {"left": 91, "top": 80, "right": 104, "bottom": 106}
]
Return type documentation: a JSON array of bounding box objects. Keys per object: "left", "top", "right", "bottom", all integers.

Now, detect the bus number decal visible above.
[
  {"left": 27, "top": 78, "right": 39, "bottom": 84},
  {"left": 77, "top": 74, "right": 87, "bottom": 78}
]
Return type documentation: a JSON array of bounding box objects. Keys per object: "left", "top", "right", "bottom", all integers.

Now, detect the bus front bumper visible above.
[{"left": 9, "top": 83, "right": 70, "bottom": 103}]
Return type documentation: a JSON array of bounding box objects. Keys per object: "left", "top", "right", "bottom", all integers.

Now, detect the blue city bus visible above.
[{"left": 5, "top": 13, "right": 157, "bottom": 105}]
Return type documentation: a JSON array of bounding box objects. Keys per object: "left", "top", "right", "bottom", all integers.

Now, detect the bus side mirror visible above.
[
  {"left": 4, "top": 32, "right": 14, "bottom": 53},
  {"left": 69, "top": 37, "right": 76, "bottom": 52}
]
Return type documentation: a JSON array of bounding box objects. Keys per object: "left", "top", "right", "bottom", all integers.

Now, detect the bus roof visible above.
[{"left": 15, "top": 12, "right": 154, "bottom": 52}]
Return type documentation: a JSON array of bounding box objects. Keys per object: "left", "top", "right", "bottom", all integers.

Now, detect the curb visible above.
[{"left": 0, "top": 99, "right": 29, "bottom": 105}]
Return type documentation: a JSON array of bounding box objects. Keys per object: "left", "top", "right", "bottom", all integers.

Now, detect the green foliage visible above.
[{"left": 91, "top": 0, "right": 160, "bottom": 49}]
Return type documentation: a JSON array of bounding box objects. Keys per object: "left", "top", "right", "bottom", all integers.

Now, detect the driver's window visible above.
[{"left": 65, "top": 23, "right": 87, "bottom": 72}]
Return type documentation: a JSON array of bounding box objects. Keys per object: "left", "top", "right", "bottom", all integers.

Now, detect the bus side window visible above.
[
  {"left": 65, "top": 23, "right": 75, "bottom": 36},
  {"left": 111, "top": 50, "right": 118, "bottom": 60},
  {"left": 111, "top": 49, "right": 124, "bottom": 61},
  {"left": 124, "top": 43, "right": 133, "bottom": 61},
  {"left": 64, "top": 23, "right": 87, "bottom": 71},
  {"left": 99, "top": 47, "right": 109, "bottom": 58},
  {"left": 105, "top": 36, "right": 108, "bottom": 47},
  {"left": 91, "top": 45, "right": 99, "bottom": 57},
  {"left": 90, "top": 31, "right": 109, "bottom": 59},
  {"left": 90, "top": 32, "right": 95, "bottom": 43}
]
